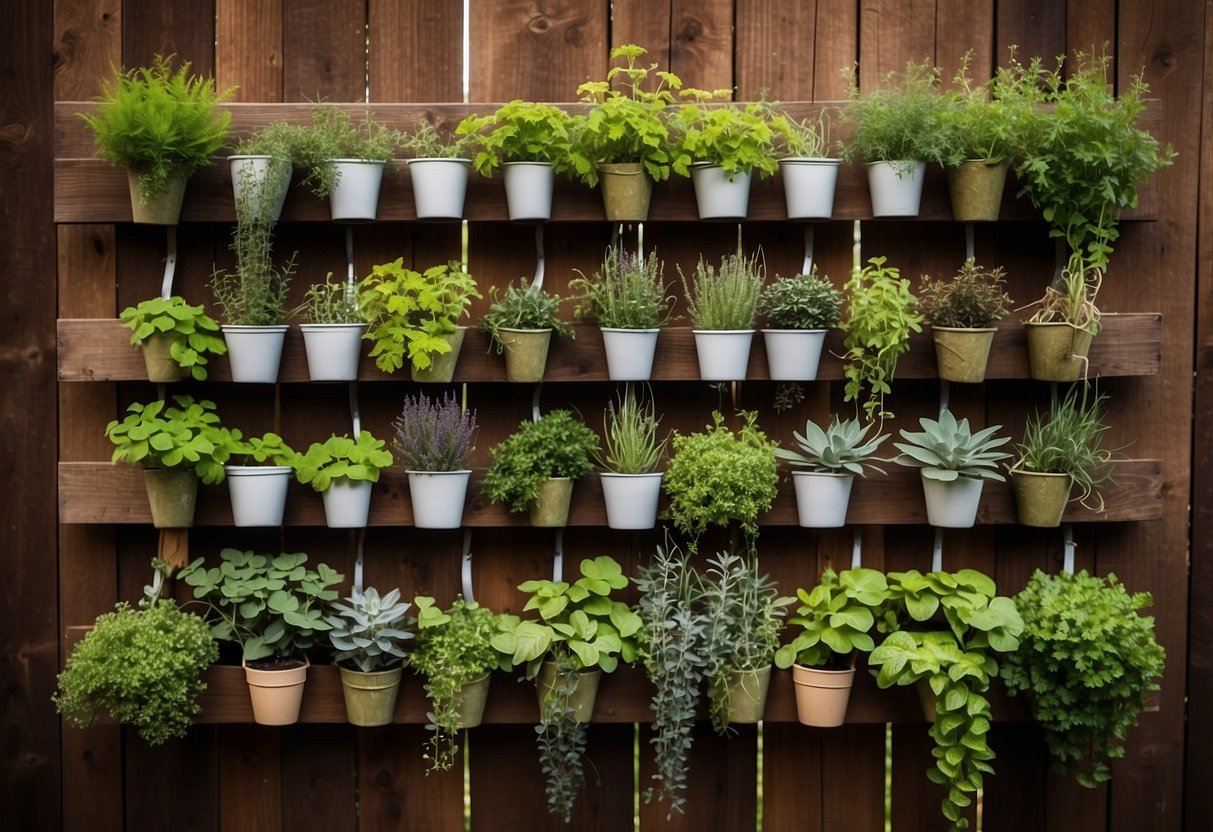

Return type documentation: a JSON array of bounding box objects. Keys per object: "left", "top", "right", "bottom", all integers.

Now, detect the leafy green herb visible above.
[
  {"left": 757, "top": 268, "right": 842, "bottom": 330},
  {"left": 294, "top": 272, "right": 362, "bottom": 324},
  {"left": 106, "top": 395, "right": 232, "bottom": 484},
  {"left": 295, "top": 431, "right": 394, "bottom": 492},
  {"left": 841, "top": 59, "right": 946, "bottom": 172},
  {"left": 292, "top": 105, "right": 403, "bottom": 198},
  {"left": 917, "top": 259, "right": 1012, "bottom": 329},
  {"left": 775, "top": 568, "right": 890, "bottom": 668},
  {"left": 118, "top": 295, "right": 227, "bottom": 380},
  {"left": 458, "top": 101, "right": 579, "bottom": 176},
  {"left": 670, "top": 93, "right": 780, "bottom": 178},
  {"left": 478, "top": 279, "right": 573, "bottom": 352},
  {"left": 482, "top": 411, "right": 598, "bottom": 513}
]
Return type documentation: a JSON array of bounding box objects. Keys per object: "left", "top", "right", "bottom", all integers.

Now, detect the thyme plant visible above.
[
  {"left": 917, "top": 259, "right": 1012, "bottom": 329},
  {"left": 757, "top": 268, "right": 843, "bottom": 330},
  {"left": 570, "top": 246, "right": 673, "bottom": 330},
  {"left": 680, "top": 251, "right": 764, "bottom": 331}
]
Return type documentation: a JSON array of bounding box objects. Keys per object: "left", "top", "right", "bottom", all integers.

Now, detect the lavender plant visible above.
[{"left": 392, "top": 392, "right": 477, "bottom": 472}]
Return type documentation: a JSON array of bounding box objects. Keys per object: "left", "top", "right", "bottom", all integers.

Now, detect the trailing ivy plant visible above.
[
  {"left": 868, "top": 569, "right": 1024, "bottom": 831},
  {"left": 119, "top": 296, "right": 227, "bottom": 380},
  {"left": 1002, "top": 569, "right": 1164, "bottom": 787}
]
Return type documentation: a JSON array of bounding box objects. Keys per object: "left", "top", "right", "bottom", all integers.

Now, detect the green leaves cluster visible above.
[
  {"left": 180, "top": 548, "right": 344, "bottom": 662},
  {"left": 294, "top": 272, "right": 362, "bottom": 324},
  {"left": 223, "top": 430, "right": 300, "bottom": 468},
  {"left": 670, "top": 95, "right": 780, "bottom": 179},
  {"left": 292, "top": 105, "right": 404, "bottom": 197},
  {"left": 841, "top": 256, "right": 922, "bottom": 425},
  {"left": 1002, "top": 569, "right": 1164, "bottom": 787},
  {"left": 936, "top": 51, "right": 1036, "bottom": 166},
  {"left": 756, "top": 268, "right": 843, "bottom": 330},
  {"left": 570, "top": 246, "right": 673, "bottom": 330},
  {"left": 119, "top": 295, "right": 227, "bottom": 380},
  {"left": 842, "top": 59, "right": 947, "bottom": 172},
  {"left": 458, "top": 100, "right": 580, "bottom": 176},
  {"left": 894, "top": 408, "right": 1012, "bottom": 482},
  {"left": 478, "top": 279, "right": 573, "bottom": 352},
  {"left": 663, "top": 411, "right": 778, "bottom": 551},
  {"left": 295, "top": 430, "right": 394, "bottom": 493},
  {"left": 358, "top": 258, "right": 481, "bottom": 372},
  {"left": 400, "top": 119, "right": 478, "bottom": 159},
  {"left": 1013, "top": 386, "right": 1116, "bottom": 509},
  {"left": 680, "top": 251, "right": 765, "bottom": 331},
  {"left": 81, "top": 54, "right": 233, "bottom": 202},
  {"left": 482, "top": 411, "right": 598, "bottom": 513},
  {"left": 106, "top": 395, "right": 231, "bottom": 484},
  {"left": 325, "top": 586, "right": 414, "bottom": 673},
  {"left": 597, "top": 385, "right": 666, "bottom": 475},
  {"left": 53, "top": 597, "right": 218, "bottom": 746},
  {"left": 775, "top": 568, "right": 890, "bottom": 669},
  {"left": 917, "top": 259, "right": 1013, "bottom": 329},
  {"left": 775, "top": 416, "right": 889, "bottom": 476}
]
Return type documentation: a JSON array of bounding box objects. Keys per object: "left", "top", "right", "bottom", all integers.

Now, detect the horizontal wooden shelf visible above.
[
  {"left": 58, "top": 459, "right": 1163, "bottom": 526},
  {"left": 58, "top": 314, "right": 1162, "bottom": 383},
  {"left": 54, "top": 101, "right": 1159, "bottom": 224}
]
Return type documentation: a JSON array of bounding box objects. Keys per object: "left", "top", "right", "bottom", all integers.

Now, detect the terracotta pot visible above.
[
  {"left": 791, "top": 664, "right": 855, "bottom": 728},
  {"left": 536, "top": 662, "right": 601, "bottom": 724},
  {"left": 127, "top": 169, "right": 188, "bottom": 225},
  {"left": 339, "top": 665, "right": 403, "bottom": 727},
  {"left": 1025, "top": 322, "right": 1094, "bottom": 382},
  {"left": 243, "top": 656, "right": 309, "bottom": 726},
  {"left": 142, "top": 468, "right": 197, "bottom": 528},
  {"left": 946, "top": 159, "right": 1009, "bottom": 221},
  {"left": 498, "top": 328, "right": 551, "bottom": 382},
  {"left": 597, "top": 162, "right": 653, "bottom": 221},
  {"left": 715, "top": 665, "right": 773, "bottom": 724},
  {"left": 528, "top": 477, "right": 574, "bottom": 528},
  {"left": 453, "top": 672, "right": 492, "bottom": 729},
  {"left": 140, "top": 332, "right": 189, "bottom": 382},
  {"left": 932, "top": 327, "right": 997, "bottom": 383},
  {"left": 1012, "top": 471, "right": 1072, "bottom": 528},
  {"left": 411, "top": 327, "right": 466, "bottom": 383}
]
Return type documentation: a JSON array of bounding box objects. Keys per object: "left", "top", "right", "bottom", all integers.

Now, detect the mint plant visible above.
[
  {"left": 106, "top": 395, "right": 232, "bottom": 484},
  {"left": 295, "top": 431, "right": 394, "bottom": 493},
  {"left": 119, "top": 296, "right": 227, "bottom": 380}
]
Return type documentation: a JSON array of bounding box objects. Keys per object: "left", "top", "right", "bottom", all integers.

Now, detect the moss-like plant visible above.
[
  {"left": 119, "top": 295, "right": 227, "bottom": 380},
  {"left": 917, "top": 259, "right": 1012, "bottom": 329},
  {"left": 482, "top": 411, "right": 599, "bottom": 513}
]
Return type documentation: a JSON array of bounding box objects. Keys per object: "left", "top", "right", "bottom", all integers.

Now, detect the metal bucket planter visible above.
[
  {"left": 1025, "top": 322, "right": 1094, "bottom": 382},
  {"left": 453, "top": 672, "right": 492, "bottom": 729},
  {"left": 762, "top": 329, "right": 828, "bottom": 381},
  {"left": 791, "top": 664, "right": 855, "bottom": 728},
  {"left": 597, "top": 162, "right": 653, "bottom": 221},
  {"left": 922, "top": 475, "right": 985, "bottom": 528},
  {"left": 946, "top": 159, "right": 1008, "bottom": 222},
  {"left": 599, "top": 471, "right": 663, "bottom": 530},
  {"left": 243, "top": 657, "right": 309, "bottom": 726},
  {"left": 411, "top": 327, "right": 466, "bottom": 383},
  {"left": 714, "top": 665, "right": 773, "bottom": 724},
  {"left": 407, "top": 470, "right": 471, "bottom": 529},
  {"left": 865, "top": 161, "right": 926, "bottom": 217},
  {"left": 408, "top": 158, "right": 471, "bottom": 220},
  {"left": 127, "top": 170, "right": 188, "bottom": 225},
  {"left": 601, "top": 328, "right": 659, "bottom": 381},
  {"left": 300, "top": 323, "right": 367, "bottom": 382},
  {"left": 689, "top": 163, "right": 751, "bottom": 219},
  {"left": 499, "top": 328, "right": 551, "bottom": 382},
  {"left": 222, "top": 324, "right": 289, "bottom": 383},
  {"left": 790, "top": 471, "right": 854, "bottom": 528},
  {"left": 536, "top": 662, "right": 601, "bottom": 724},
  {"left": 502, "top": 161, "right": 554, "bottom": 221},
  {"left": 229, "top": 155, "right": 291, "bottom": 222},
  {"left": 528, "top": 477, "right": 574, "bottom": 528},
  {"left": 140, "top": 332, "right": 189, "bottom": 382},
  {"left": 778, "top": 157, "right": 840, "bottom": 219},
  {"left": 339, "top": 665, "right": 403, "bottom": 727},
  {"left": 932, "top": 327, "right": 998, "bottom": 383},
  {"left": 329, "top": 160, "right": 385, "bottom": 221},
  {"left": 225, "top": 465, "right": 292, "bottom": 527},
  {"left": 143, "top": 468, "right": 198, "bottom": 528},
  {"left": 1012, "top": 471, "right": 1072, "bottom": 528},
  {"left": 321, "top": 477, "right": 374, "bottom": 529},
  {"left": 693, "top": 330, "right": 754, "bottom": 380}
]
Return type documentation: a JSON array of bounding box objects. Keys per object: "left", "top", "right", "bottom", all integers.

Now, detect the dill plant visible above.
[{"left": 842, "top": 59, "right": 947, "bottom": 173}]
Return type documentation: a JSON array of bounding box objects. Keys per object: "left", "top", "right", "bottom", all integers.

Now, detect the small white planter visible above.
[
  {"left": 329, "top": 159, "right": 386, "bottom": 221},
  {"left": 692, "top": 330, "right": 754, "bottom": 380},
  {"left": 762, "top": 329, "right": 828, "bottom": 381},
  {"left": 921, "top": 475, "right": 985, "bottom": 528},
  {"left": 321, "top": 477, "right": 374, "bottom": 528},
  {"left": 778, "top": 157, "right": 840, "bottom": 219},
  {"left": 228, "top": 155, "right": 291, "bottom": 222},
  {"left": 689, "top": 163, "right": 752, "bottom": 219},
  {"left": 601, "top": 328, "right": 659, "bottom": 381},
  {"left": 299, "top": 323, "right": 367, "bottom": 382},
  {"left": 866, "top": 160, "right": 927, "bottom": 217},
  {"left": 600, "top": 472, "right": 663, "bottom": 530},
  {"left": 408, "top": 158, "right": 471, "bottom": 219},
  {"left": 225, "top": 465, "right": 292, "bottom": 527},
  {"left": 222, "top": 325, "right": 289, "bottom": 383},
  {"left": 407, "top": 470, "right": 471, "bottom": 529},
  {"left": 791, "top": 471, "right": 854, "bottom": 528},
  {"left": 502, "top": 161, "right": 554, "bottom": 221}
]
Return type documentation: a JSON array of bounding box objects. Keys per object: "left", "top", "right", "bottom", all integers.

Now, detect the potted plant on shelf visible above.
[
  {"left": 105, "top": 395, "right": 231, "bottom": 528},
  {"left": 698, "top": 552, "right": 790, "bottom": 730},
  {"left": 393, "top": 391, "right": 477, "bottom": 529},
  {"left": 401, "top": 119, "right": 478, "bottom": 220},
  {"left": 664, "top": 410, "right": 778, "bottom": 553},
  {"left": 180, "top": 548, "right": 343, "bottom": 726},
  {"left": 774, "top": 567, "right": 889, "bottom": 726},
  {"left": 411, "top": 596, "right": 508, "bottom": 772},
  {"left": 1002, "top": 569, "right": 1165, "bottom": 788},
  {"left": 893, "top": 408, "right": 1012, "bottom": 528},
  {"left": 569, "top": 245, "right": 673, "bottom": 381},
  {"left": 293, "top": 104, "right": 403, "bottom": 221},
  {"left": 869, "top": 568, "right": 1023, "bottom": 831},
  {"left": 294, "top": 272, "right": 366, "bottom": 382},
  {"left": 842, "top": 59, "right": 946, "bottom": 217},
  {"left": 482, "top": 410, "right": 598, "bottom": 527},
  {"left": 669, "top": 92, "right": 779, "bottom": 219},
  {"left": 572, "top": 43, "right": 680, "bottom": 221},
  {"left": 358, "top": 257, "right": 481, "bottom": 383},
  {"left": 221, "top": 430, "right": 300, "bottom": 528},
  {"left": 680, "top": 251, "right": 765, "bottom": 380},
  {"left": 916, "top": 259, "right": 1013, "bottom": 383},
  {"left": 756, "top": 267, "right": 843, "bottom": 381},
  {"left": 771, "top": 109, "right": 842, "bottom": 219},
  {"left": 80, "top": 54, "right": 232, "bottom": 224},
  {"left": 54, "top": 559, "right": 218, "bottom": 745},
  {"left": 841, "top": 256, "right": 922, "bottom": 426},
  {"left": 295, "top": 430, "right": 394, "bottom": 528},
  {"left": 229, "top": 120, "right": 306, "bottom": 223},
  {"left": 491, "top": 556, "right": 640, "bottom": 822},
  {"left": 457, "top": 100, "right": 579, "bottom": 221},
  {"left": 774, "top": 416, "right": 888, "bottom": 528},
  {"left": 118, "top": 295, "right": 227, "bottom": 382},
  {"left": 1006, "top": 49, "right": 1173, "bottom": 381},
  {"left": 1009, "top": 386, "right": 1116, "bottom": 527},
  {"left": 478, "top": 279, "right": 573, "bottom": 382},
  {"left": 596, "top": 385, "right": 667, "bottom": 530},
  {"left": 325, "top": 587, "right": 414, "bottom": 727}
]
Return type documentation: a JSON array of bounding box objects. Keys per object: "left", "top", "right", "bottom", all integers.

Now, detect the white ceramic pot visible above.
[
  {"left": 329, "top": 159, "right": 386, "bottom": 221},
  {"left": 866, "top": 160, "right": 927, "bottom": 217},
  {"left": 321, "top": 477, "right": 374, "bottom": 528},
  {"left": 689, "top": 163, "right": 752, "bottom": 219},
  {"left": 762, "top": 329, "right": 828, "bottom": 381},
  {"left": 778, "top": 157, "right": 840, "bottom": 219},
  {"left": 601, "top": 328, "right": 659, "bottom": 381},
  {"left": 228, "top": 155, "right": 291, "bottom": 222},
  {"left": 501, "top": 161, "right": 554, "bottom": 221},
  {"left": 921, "top": 475, "right": 985, "bottom": 528},
  {"left": 221, "top": 325, "right": 289, "bottom": 383},
  {"left": 299, "top": 323, "right": 367, "bottom": 382},
  {"left": 407, "top": 158, "right": 471, "bottom": 219},
  {"left": 225, "top": 465, "right": 292, "bottom": 527},
  {"left": 692, "top": 330, "right": 754, "bottom": 380},
  {"left": 790, "top": 471, "right": 854, "bottom": 528},
  {"left": 600, "top": 471, "right": 663, "bottom": 530},
  {"left": 407, "top": 470, "right": 471, "bottom": 529}
]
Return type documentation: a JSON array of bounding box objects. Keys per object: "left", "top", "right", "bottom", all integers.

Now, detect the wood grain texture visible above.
[
  {"left": 368, "top": 0, "right": 462, "bottom": 102},
  {"left": 53, "top": 0, "right": 121, "bottom": 100},
  {"left": 813, "top": 0, "right": 860, "bottom": 99},
  {"left": 935, "top": 0, "right": 993, "bottom": 86},
  {"left": 282, "top": 725, "right": 356, "bottom": 832},
  {"left": 121, "top": 0, "right": 215, "bottom": 74},
  {"left": 359, "top": 725, "right": 465, "bottom": 832},
  {"left": 283, "top": 0, "right": 367, "bottom": 102},
  {"left": 219, "top": 725, "right": 284, "bottom": 832},
  {"left": 736, "top": 0, "right": 816, "bottom": 100},
  {"left": 995, "top": 0, "right": 1065, "bottom": 67},
  {"left": 762, "top": 727, "right": 823, "bottom": 832},
  {"left": 217, "top": 0, "right": 284, "bottom": 102},
  {"left": 670, "top": 0, "right": 735, "bottom": 94},
  {"left": 610, "top": 0, "right": 672, "bottom": 67},
  {"left": 858, "top": 0, "right": 938, "bottom": 88},
  {"left": 822, "top": 724, "right": 886, "bottom": 831}
]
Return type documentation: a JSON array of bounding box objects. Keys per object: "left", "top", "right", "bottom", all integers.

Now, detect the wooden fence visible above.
[{"left": 2, "top": 0, "right": 1209, "bottom": 829}]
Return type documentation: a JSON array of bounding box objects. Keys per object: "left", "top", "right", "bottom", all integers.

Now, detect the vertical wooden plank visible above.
[
  {"left": 822, "top": 724, "right": 885, "bottom": 832},
  {"left": 121, "top": 0, "right": 216, "bottom": 72},
  {"left": 670, "top": 0, "right": 735, "bottom": 94},
  {"left": 54, "top": 0, "right": 122, "bottom": 99},
  {"left": 282, "top": 725, "right": 356, "bottom": 831},
  {"left": 0, "top": 2, "right": 59, "bottom": 829},
  {"left": 468, "top": 0, "right": 607, "bottom": 101},
  {"left": 934, "top": 0, "right": 993, "bottom": 85},
  {"left": 858, "top": 0, "right": 938, "bottom": 87},
  {"left": 124, "top": 726, "right": 219, "bottom": 831},
  {"left": 283, "top": 0, "right": 367, "bottom": 102},
  {"left": 360, "top": 725, "right": 464, "bottom": 832},
  {"left": 611, "top": 1, "right": 673, "bottom": 63},
  {"left": 735, "top": 0, "right": 816, "bottom": 100},
  {"left": 216, "top": 0, "right": 284, "bottom": 102},
  {"left": 813, "top": 0, "right": 860, "bottom": 100},
  {"left": 982, "top": 725, "right": 1048, "bottom": 832},
  {"left": 639, "top": 723, "right": 757, "bottom": 830},
  {"left": 369, "top": 0, "right": 463, "bottom": 102},
  {"left": 219, "top": 725, "right": 284, "bottom": 832},
  {"left": 1066, "top": 0, "right": 1116, "bottom": 69},
  {"left": 994, "top": 0, "right": 1064, "bottom": 66},
  {"left": 762, "top": 729, "right": 823, "bottom": 832}
]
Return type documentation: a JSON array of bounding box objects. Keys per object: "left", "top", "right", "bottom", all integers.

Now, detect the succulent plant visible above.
[
  {"left": 774, "top": 416, "right": 888, "bottom": 476},
  {"left": 893, "top": 408, "right": 1011, "bottom": 482},
  {"left": 326, "top": 587, "right": 414, "bottom": 673}
]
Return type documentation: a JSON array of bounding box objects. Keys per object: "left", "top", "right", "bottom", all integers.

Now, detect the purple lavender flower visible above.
[{"left": 393, "top": 392, "right": 477, "bottom": 472}]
